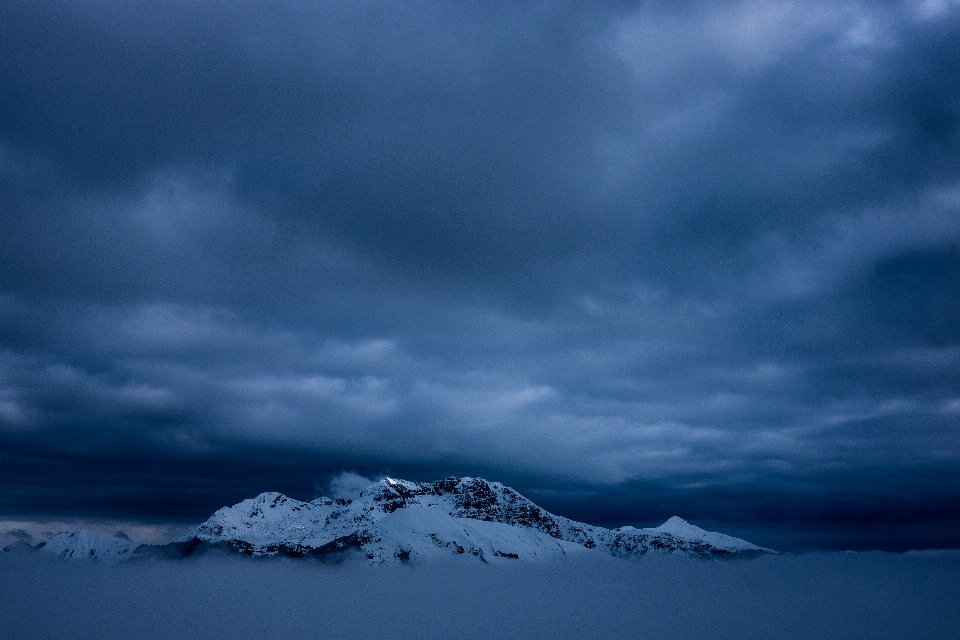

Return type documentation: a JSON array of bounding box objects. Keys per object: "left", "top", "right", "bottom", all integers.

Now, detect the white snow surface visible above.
[
  {"left": 639, "top": 515, "right": 767, "bottom": 552},
  {"left": 183, "top": 476, "right": 772, "bottom": 564},
  {"left": 358, "top": 504, "right": 589, "bottom": 564},
  {"left": 39, "top": 529, "right": 141, "bottom": 563}
]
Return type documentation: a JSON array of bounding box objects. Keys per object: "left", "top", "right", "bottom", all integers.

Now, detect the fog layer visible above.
[{"left": 1, "top": 552, "right": 958, "bottom": 639}]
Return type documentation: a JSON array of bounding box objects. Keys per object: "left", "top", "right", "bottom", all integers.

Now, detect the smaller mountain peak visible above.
[
  {"left": 1, "top": 540, "right": 35, "bottom": 553},
  {"left": 40, "top": 528, "right": 140, "bottom": 562},
  {"left": 650, "top": 516, "right": 705, "bottom": 536}
]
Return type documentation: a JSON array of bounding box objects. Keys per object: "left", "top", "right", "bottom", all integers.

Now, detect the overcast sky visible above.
[{"left": 2, "top": 0, "right": 959, "bottom": 551}]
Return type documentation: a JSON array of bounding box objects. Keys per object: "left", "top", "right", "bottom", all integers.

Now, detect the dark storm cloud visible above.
[{"left": 2, "top": 0, "right": 960, "bottom": 550}]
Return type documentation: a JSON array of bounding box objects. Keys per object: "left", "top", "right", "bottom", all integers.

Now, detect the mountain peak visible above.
[
  {"left": 38, "top": 529, "right": 141, "bottom": 562},
  {"left": 650, "top": 516, "right": 701, "bottom": 534},
  {"left": 182, "top": 476, "right": 773, "bottom": 564},
  {"left": 32, "top": 476, "right": 774, "bottom": 564}
]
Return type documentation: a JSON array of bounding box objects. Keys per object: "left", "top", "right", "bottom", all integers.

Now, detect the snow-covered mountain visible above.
[
  {"left": 23, "top": 477, "right": 773, "bottom": 564},
  {"left": 184, "top": 476, "right": 772, "bottom": 564},
  {"left": 37, "top": 529, "right": 142, "bottom": 562}
]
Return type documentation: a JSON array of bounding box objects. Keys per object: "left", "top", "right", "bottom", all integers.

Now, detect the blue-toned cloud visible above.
[{"left": 1, "top": 0, "right": 959, "bottom": 549}]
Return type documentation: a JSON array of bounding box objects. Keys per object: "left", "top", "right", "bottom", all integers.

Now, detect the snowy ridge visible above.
[
  {"left": 27, "top": 477, "right": 773, "bottom": 564},
  {"left": 38, "top": 530, "right": 142, "bottom": 563},
  {"left": 184, "top": 476, "right": 773, "bottom": 564},
  {"left": 636, "top": 516, "right": 761, "bottom": 551}
]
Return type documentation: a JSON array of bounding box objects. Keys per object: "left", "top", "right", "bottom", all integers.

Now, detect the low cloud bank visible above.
[
  {"left": 1, "top": 551, "right": 958, "bottom": 639},
  {"left": 326, "top": 471, "right": 378, "bottom": 501}
]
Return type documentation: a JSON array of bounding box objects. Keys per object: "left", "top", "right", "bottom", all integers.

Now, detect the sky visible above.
[{"left": 1, "top": 0, "right": 959, "bottom": 552}]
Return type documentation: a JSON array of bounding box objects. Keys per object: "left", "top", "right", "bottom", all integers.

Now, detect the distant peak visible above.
[{"left": 646, "top": 516, "right": 707, "bottom": 537}]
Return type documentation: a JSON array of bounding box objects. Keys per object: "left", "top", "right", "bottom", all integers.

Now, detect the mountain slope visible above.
[
  {"left": 185, "top": 476, "right": 773, "bottom": 564},
  {"left": 38, "top": 530, "right": 142, "bottom": 563},
  {"left": 27, "top": 477, "right": 773, "bottom": 563}
]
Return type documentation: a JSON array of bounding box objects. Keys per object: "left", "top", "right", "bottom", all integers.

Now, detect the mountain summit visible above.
[
  {"left": 184, "top": 476, "right": 773, "bottom": 564},
  {"left": 30, "top": 477, "right": 773, "bottom": 564}
]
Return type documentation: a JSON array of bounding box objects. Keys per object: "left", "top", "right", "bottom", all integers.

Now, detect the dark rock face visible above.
[
  {"left": 446, "top": 479, "right": 561, "bottom": 536},
  {"left": 309, "top": 531, "right": 372, "bottom": 557},
  {"left": 130, "top": 535, "right": 369, "bottom": 563},
  {"left": 135, "top": 537, "right": 254, "bottom": 560},
  {"left": 363, "top": 477, "right": 568, "bottom": 539}
]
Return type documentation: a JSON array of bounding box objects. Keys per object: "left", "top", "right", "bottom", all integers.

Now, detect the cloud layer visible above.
[{"left": 2, "top": 0, "right": 959, "bottom": 549}]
